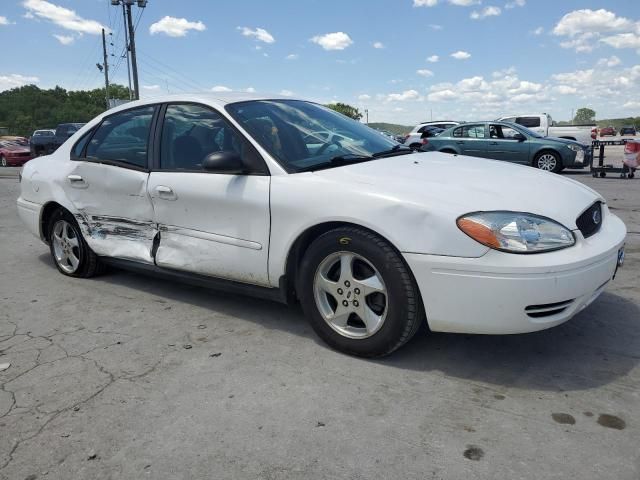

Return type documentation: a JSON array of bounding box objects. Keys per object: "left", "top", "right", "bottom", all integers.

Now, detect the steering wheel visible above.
[{"left": 314, "top": 133, "right": 343, "bottom": 155}]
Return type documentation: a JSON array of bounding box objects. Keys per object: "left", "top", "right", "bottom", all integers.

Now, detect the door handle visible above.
[
  {"left": 456, "top": 141, "right": 464, "bottom": 144},
  {"left": 67, "top": 174, "right": 88, "bottom": 188},
  {"left": 490, "top": 142, "right": 499, "bottom": 145},
  {"left": 154, "top": 185, "right": 177, "bottom": 200}
]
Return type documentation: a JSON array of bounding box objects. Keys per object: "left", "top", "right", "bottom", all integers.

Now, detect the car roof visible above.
[{"left": 104, "top": 92, "right": 294, "bottom": 116}]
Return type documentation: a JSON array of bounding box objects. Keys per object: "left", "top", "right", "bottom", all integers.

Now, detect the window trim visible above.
[
  {"left": 152, "top": 101, "right": 269, "bottom": 176},
  {"left": 70, "top": 104, "right": 161, "bottom": 172}
]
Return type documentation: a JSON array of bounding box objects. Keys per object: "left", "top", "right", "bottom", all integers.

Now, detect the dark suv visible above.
[{"left": 620, "top": 126, "right": 637, "bottom": 136}]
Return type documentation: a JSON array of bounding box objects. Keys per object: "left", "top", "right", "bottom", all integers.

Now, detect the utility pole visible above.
[
  {"left": 364, "top": 109, "right": 369, "bottom": 124},
  {"left": 125, "top": 2, "right": 140, "bottom": 100},
  {"left": 101, "top": 28, "right": 110, "bottom": 108},
  {"left": 121, "top": 2, "right": 133, "bottom": 99},
  {"left": 111, "top": 0, "right": 147, "bottom": 100}
]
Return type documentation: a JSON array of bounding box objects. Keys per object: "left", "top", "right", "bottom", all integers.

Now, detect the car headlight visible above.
[
  {"left": 457, "top": 212, "right": 575, "bottom": 253},
  {"left": 567, "top": 144, "right": 582, "bottom": 152}
]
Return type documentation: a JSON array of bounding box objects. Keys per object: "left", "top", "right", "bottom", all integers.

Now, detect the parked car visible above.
[
  {"left": 411, "top": 126, "right": 444, "bottom": 150},
  {"left": 496, "top": 114, "right": 596, "bottom": 145},
  {"left": 29, "top": 129, "right": 56, "bottom": 156},
  {"left": 0, "top": 140, "right": 34, "bottom": 167},
  {"left": 619, "top": 126, "right": 636, "bottom": 136},
  {"left": 403, "top": 121, "right": 460, "bottom": 149},
  {"left": 34, "top": 123, "right": 86, "bottom": 155},
  {"left": 422, "top": 121, "right": 590, "bottom": 173},
  {"left": 599, "top": 126, "right": 616, "bottom": 137},
  {"left": 0, "top": 135, "right": 29, "bottom": 146},
  {"left": 17, "top": 94, "right": 626, "bottom": 357}
]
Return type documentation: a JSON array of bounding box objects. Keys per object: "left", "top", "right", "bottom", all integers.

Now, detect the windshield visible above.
[{"left": 226, "top": 100, "right": 399, "bottom": 172}]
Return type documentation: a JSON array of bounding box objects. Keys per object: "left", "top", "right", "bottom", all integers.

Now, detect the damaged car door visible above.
[
  {"left": 147, "top": 103, "right": 271, "bottom": 285},
  {"left": 63, "top": 105, "right": 158, "bottom": 263}
]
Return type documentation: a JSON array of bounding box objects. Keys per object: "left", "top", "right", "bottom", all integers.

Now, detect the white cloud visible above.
[
  {"left": 600, "top": 33, "right": 640, "bottom": 50},
  {"left": 211, "top": 85, "right": 232, "bottom": 92},
  {"left": 413, "top": 0, "right": 438, "bottom": 6},
  {"left": 597, "top": 56, "right": 622, "bottom": 67},
  {"left": 427, "top": 55, "right": 439, "bottom": 63},
  {"left": 23, "top": 0, "right": 105, "bottom": 34},
  {"left": 553, "top": 85, "right": 577, "bottom": 95},
  {"left": 505, "top": 0, "right": 525, "bottom": 8},
  {"left": 285, "top": 54, "right": 299, "bottom": 60},
  {"left": 429, "top": 24, "right": 443, "bottom": 30},
  {"left": 470, "top": 6, "right": 501, "bottom": 20},
  {"left": 427, "top": 89, "right": 457, "bottom": 102},
  {"left": 451, "top": 50, "right": 471, "bottom": 60},
  {"left": 386, "top": 89, "right": 420, "bottom": 102},
  {"left": 0, "top": 16, "right": 13, "bottom": 25},
  {"left": 448, "top": 0, "right": 480, "bottom": 5},
  {"left": 532, "top": 26, "right": 544, "bottom": 35},
  {"left": 358, "top": 94, "right": 372, "bottom": 101},
  {"left": 623, "top": 101, "right": 640, "bottom": 110},
  {"left": 311, "top": 32, "right": 353, "bottom": 51},
  {"left": 53, "top": 33, "right": 74, "bottom": 45},
  {"left": 143, "top": 85, "right": 161, "bottom": 91},
  {"left": 150, "top": 16, "right": 206, "bottom": 37},
  {"left": 245, "top": 87, "right": 256, "bottom": 93},
  {"left": 553, "top": 9, "right": 632, "bottom": 37},
  {"left": 238, "top": 26, "right": 275, "bottom": 44},
  {"left": 280, "top": 90, "right": 294, "bottom": 96},
  {"left": 373, "top": 41, "right": 384, "bottom": 49},
  {"left": 417, "top": 69, "right": 434, "bottom": 77},
  {"left": 0, "top": 73, "right": 39, "bottom": 91}
]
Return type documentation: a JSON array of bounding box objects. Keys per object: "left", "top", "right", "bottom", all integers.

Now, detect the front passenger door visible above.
[{"left": 148, "top": 103, "right": 272, "bottom": 286}]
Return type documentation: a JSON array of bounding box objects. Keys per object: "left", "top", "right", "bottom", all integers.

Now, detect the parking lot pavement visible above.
[{"left": 1, "top": 168, "right": 639, "bottom": 480}]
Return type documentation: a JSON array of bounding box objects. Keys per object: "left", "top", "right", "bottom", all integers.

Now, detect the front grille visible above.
[
  {"left": 525, "top": 299, "right": 574, "bottom": 318},
  {"left": 576, "top": 201, "right": 602, "bottom": 239}
]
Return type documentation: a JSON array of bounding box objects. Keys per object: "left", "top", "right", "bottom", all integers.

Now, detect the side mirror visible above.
[
  {"left": 202, "top": 151, "right": 244, "bottom": 174},
  {"left": 513, "top": 133, "right": 526, "bottom": 142}
]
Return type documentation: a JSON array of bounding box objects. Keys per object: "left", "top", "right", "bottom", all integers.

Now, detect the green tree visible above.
[
  {"left": 573, "top": 107, "right": 596, "bottom": 124},
  {"left": 325, "top": 102, "right": 363, "bottom": 121}
]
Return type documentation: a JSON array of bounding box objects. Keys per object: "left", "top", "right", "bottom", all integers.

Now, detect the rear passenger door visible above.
[
  {"left": 148, "top": 103, "right": 272, "bottom": 286},
  {"left": 64, "top": 106, "right": 158, "bottom": 264},
  {"left": 451, "top": 124, "right": 488, "bottom": 157}
]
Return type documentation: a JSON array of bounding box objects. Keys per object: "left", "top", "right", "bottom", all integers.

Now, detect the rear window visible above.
[{"left": 515, "top": 116, "right": 541, "bottom": 128}]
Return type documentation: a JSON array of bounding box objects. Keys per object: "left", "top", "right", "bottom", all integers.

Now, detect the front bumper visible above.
[{"left": 404, "top": 211, "right": 626, "bottom": 334}]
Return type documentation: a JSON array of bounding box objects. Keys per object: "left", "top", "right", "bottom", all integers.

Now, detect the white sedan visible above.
[{"left": 17, "top": 94, "right": 627, "bottom": 357}]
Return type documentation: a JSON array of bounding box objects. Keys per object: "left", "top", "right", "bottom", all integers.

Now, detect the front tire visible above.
[
  {"left": 0, "top": 155, "right": 6, "bottom": 167},
  {"left": 298, "top": 227, "right": 424, "bottom": 357},
  {"left": 534, "top": 151, "right": 562, "bottom": 173},
  {"left": 47, "top": 209, "right": 103, "bottom": 278}
]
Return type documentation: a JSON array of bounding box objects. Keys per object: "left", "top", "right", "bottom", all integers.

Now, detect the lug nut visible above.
[
  {"left": 337, "top": 288, "right": 343, "bottom": 295},
  {"left": 354, "top": 288, "right": 360, "bottom": 295},
  {"left": 344, "top": 280, "right": 351, "bottom": 287},
  {"left": 342, "top": 300, "right": 349, "bottom": 307},
  {"left": 353, "top": 300, "right": 359, "bottom": 307}
]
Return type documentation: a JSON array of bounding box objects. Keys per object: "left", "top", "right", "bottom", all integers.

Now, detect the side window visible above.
[
  {"left": 71, "top": 129, "right": 94, "bottom": 158},
  {"left": 160, "top": 103, "right": 265, "bottom": 173},
  {"left": 455, "top": 124, "right": 485, "bottom": 138},
  {"left": 85, "top": 106, "right": 154, "bottom": 168},
  {"left": 489, "top": 124, "right": 520, "bottom": 140},
  {"left": 501, "top": 117, "right": 516, "bottom": 123},
  {"left": 516, "top": 116, "right": 541, "bottom": 128}
]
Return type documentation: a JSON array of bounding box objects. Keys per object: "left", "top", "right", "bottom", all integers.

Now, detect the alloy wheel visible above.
[
  {"left": 313, "top": 251, "right": 388, "bottom": 339},
  {"left": 51, "top": 220, "right": 81, "bottom": 274},
  {"left": 537, "top": 153, "right": 557, "bottom": 171}
]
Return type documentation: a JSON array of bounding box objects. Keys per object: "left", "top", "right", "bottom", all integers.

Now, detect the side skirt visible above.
[{"left": 99, "top": 257, "right": 289, "bottom": 305}]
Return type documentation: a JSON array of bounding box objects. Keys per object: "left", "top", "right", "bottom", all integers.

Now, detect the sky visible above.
[{"left": 1, "top": 0, "right": 639, "bottom": 125}]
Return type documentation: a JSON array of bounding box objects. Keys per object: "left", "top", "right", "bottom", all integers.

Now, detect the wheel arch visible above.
[
  {"left": 439, "top": 148, "right": 458, "bottom": 154},
  {"left": 532, "top": 148, "right": 562, "bottom": 167},
  {"left": 40, "top": 201, "right": 70, "bottom": 243},
  {"left": 283, "top": 221, "right": 426, "bottom": 317}
]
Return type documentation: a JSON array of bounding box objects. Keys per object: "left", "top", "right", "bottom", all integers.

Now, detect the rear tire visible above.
[
  {"left": 47, "top": 209, "right": 103, "bottom": 278},
  {"left": 0, "top": 155, "right": 6, "bottom": 167},
  {"left": 298, "top": 226, "right": 424, "bottom": 357}
]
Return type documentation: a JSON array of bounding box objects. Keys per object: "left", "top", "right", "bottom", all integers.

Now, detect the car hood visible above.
[
  {"left": 311, "top": 152, "right": 602, "bottom": 230},
  {"left": 542, "top": 136, "right": 584, "bottom": 148},
  {"left": 1, "top": 144, "right": 30, "bottom": 153}
]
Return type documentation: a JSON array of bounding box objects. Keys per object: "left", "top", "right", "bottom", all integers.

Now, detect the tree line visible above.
[{"left": 0, "top": 84, "right": 131, "bottom": 137}]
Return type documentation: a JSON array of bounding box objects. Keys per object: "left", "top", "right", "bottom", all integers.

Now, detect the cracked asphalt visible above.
[{"left": 1, "top": 168, "right": 639, "bottom": 479}]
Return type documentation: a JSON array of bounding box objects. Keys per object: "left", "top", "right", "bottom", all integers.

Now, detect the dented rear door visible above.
[{"left": 63, "top": 105, "right": 158, "bottom": 263}]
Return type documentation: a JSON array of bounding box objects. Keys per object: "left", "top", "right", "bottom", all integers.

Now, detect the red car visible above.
[
  {"left": 599, "top": 126, "right": 616, "bottom": 137},
  {"left": 0, "top": 140, "right": 34, "bottom": 167}
]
